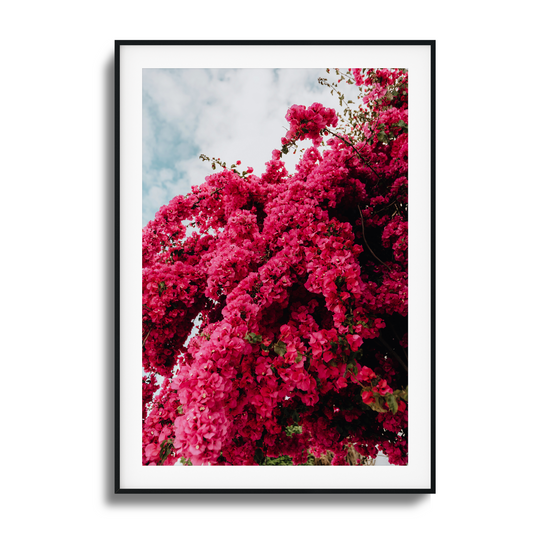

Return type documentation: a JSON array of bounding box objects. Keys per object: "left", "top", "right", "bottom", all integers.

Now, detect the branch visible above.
[
  {"left": 377, "top": 335, "right": 407, "bottom": 372},
  {"left": 142, "top": 326, "right": 152, "bottom": 348},
  {"left": 357, "top": 205, "right": 391, "bottom": 271},
  {"left": 325, "top": 128, "right": 384, "bottom": 181}
]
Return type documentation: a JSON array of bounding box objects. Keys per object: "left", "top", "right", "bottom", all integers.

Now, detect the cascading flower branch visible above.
[{"left": 141, "top": 68, "right": 409, "bottom": 466}]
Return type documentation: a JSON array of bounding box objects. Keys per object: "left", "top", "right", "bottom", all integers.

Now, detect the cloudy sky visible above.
[{"left": 142, "top": 68, "right": 346, "bottom": 227}]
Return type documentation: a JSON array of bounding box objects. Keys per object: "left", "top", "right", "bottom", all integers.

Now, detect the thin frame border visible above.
[{"left": 114, "top": 40, "right": 436, "bottom": 494}]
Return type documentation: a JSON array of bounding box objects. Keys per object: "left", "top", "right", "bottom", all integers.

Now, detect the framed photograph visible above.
[{"left": 115, "top": 40, "right": 435, "bottom": 493}]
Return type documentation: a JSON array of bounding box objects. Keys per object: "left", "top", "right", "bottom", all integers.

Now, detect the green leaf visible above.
[
  {"left": 245, "top": 332, "right": 263, "bottom": 344},
  {"left": 385, "top": 393, "right": 398, "bottom": 415},
  {"left": 158, "top": 281, "right": 166, "bottom": 296},
  {"left": 264, "top": 454, "right": 295, "bottom": 465},
  {"left": 377, "top": 132, "right": 389, "bottom": 144},
  {"left": 368, "top": 395, "right": 388, "bottom": 413},
  {"left": 335, "top": 275, "right": 345, "bottom": 289},
  {"left": 394, "top": 387, "right": 408, "bottom": 401},
  {"left": 159, "top": 439, "right": 174, "bottom": 464},
  {"left": 285, "top": 423, "right": 302, "bottom": 437},
  {"left": 273, "top": 340, "right": 287, "bottom": 357},
  {"left": 392, "top": 120, "right": 408, "bottom": 132}
]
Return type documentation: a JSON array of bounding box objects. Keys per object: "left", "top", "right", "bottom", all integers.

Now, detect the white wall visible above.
[{"left": 2, "top": 2, "right": 531, "bottom": 532}]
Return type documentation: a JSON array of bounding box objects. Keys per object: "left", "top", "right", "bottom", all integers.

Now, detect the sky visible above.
[{"left": 142, "top": 68, "right": 345, "bottom": 227}]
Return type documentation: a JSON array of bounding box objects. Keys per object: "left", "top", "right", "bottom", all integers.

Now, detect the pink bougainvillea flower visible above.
[
  {"left": 346, "top": 333, "right": 363, "bottom": 352},
  {"left": 358, "top": 366, "right": 377, "bottom": 382},
  {"left": 362, "top": 391, "right": 375, "bottom": 405},
  {"left": 373, "top": 379, "right": 394, "bottom": 396}
]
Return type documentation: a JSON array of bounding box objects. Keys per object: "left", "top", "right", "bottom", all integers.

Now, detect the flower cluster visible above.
[
  {"left": 142, "top": 68, "right": 409, "bottom": 466},
  {"left": 282, "top": 102, "right": 338, "bottom": 147},
  {"left": 142, "top": 377, "right": 181, "bottom": 466}
]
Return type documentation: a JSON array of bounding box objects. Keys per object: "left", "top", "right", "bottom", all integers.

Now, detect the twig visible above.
[{"left": 142, "top": 326, "right": 153, "bottom": 348}]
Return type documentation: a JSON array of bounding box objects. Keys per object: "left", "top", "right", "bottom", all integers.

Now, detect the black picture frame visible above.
[{"left": 115, "top": 40, "right": 435, "bottom": 494}]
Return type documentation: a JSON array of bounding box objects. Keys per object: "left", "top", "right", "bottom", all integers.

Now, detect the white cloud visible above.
[{"left": 142, "top": 68, "right": 344, "bottom": 226}]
